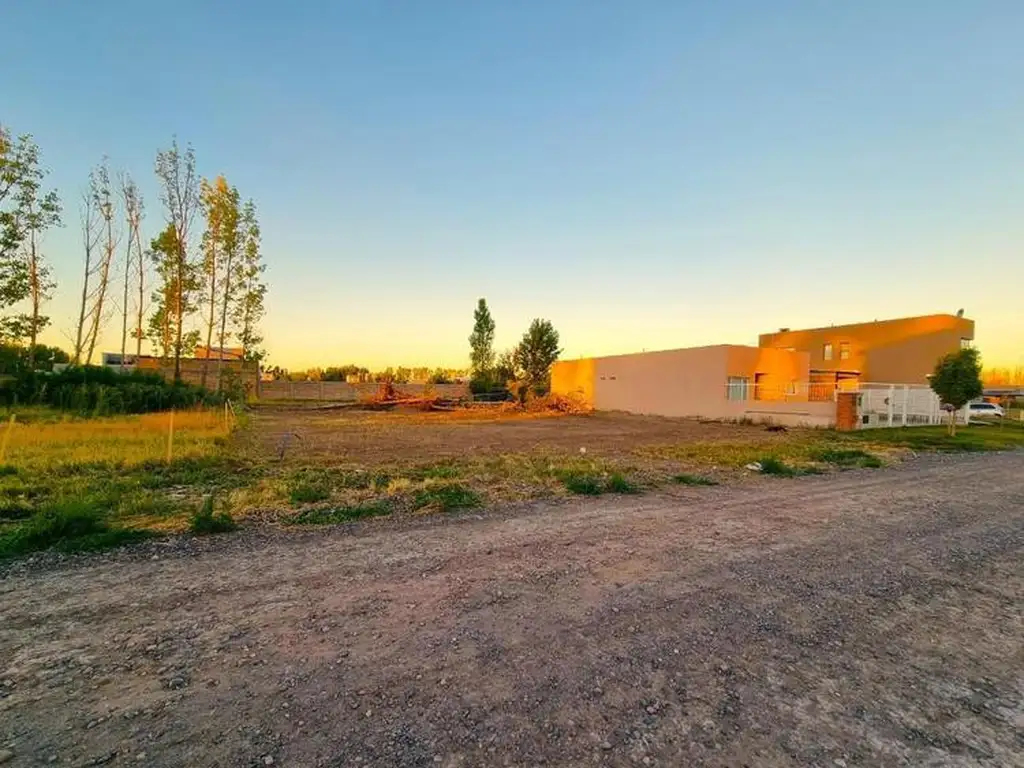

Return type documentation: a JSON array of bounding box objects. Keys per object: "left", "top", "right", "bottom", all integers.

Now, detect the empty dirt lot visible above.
[
  {"left": 2, "top": 452, "right": 1022, "bottom": 767},
  {"left": 243, "top": 406, "right": 771, "bottom": 465}
]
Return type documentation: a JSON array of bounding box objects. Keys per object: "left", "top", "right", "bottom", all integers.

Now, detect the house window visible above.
[
  {"left": 726, "top": 376, "right": 750, "bottom": 401},
  {"left": 839, "top": 342, "right": 850, "bottom": 361},
  {"left": 823, "top": 343, "right": 834, "bottom": 361},
  {"left": 960, "top": 338, "right": 972, "bottom": 349}
]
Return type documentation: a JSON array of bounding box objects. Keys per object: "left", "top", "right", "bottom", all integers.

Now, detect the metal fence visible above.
[{"left": 853, "top": 383, "right": 967, "bottom": 429}]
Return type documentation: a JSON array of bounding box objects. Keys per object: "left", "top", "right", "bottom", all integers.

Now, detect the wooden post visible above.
[
  {"left": 900, "top": 385, "right": 908, "bottom": 427},
  {"left": 0, "top": 414, "right": 16, "bottom": 465},
  {"left": 166, "top": 409, "right": 175, "bottom": 464}
]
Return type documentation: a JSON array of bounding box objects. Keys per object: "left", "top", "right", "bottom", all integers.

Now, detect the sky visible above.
[{"left": 3, "top": 1, "right": 1022, "bottom": 371}]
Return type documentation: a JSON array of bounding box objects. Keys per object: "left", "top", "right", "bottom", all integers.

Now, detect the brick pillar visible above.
[{"left": 835, "top": 392, "right": 859, "bottom": 431}]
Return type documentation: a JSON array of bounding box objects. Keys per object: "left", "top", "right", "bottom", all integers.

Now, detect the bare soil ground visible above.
[
  {"left": 242, "top": 407, "right": 770, "bottom": 466},
  {"left": 2, "top": 452, "right": 1023, "bottom": 767}
]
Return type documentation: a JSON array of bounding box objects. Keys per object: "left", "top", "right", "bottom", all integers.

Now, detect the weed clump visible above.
[
  {"left": 672, "top": 473, "right": 718, "bottom": 486},
  {"left": 605, "top": 473, "right": 639, "bottom": 494},
  {"left": 288, "top": 470, "right": 332, "bottom": 504},
  {"left": 757, "top": 457, "right": 797, "bottom": 477},
  {"left": 561, "top": 473, "right": 603, "bottom": 495},
  {"left": 413, "top": 484, "right": 482, "bottom": 512},
  {"left": 189, "top": 496, "right": 237, "bottom": 535},
  {"left": 290, "top": 501, "right": 391, "bottom": 526}
]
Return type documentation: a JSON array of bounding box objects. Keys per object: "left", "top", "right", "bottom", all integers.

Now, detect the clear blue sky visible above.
[{"left": 3, "top": 1, "right": 1022, "bottom": 370}]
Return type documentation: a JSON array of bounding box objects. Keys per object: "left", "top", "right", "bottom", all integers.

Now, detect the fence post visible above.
[
  {"left": 0, "top": 414, "right": 15, "bottom": 465},
  {"left": 166, "top": 409, "right": 175, "bottom": 464},
  {"left": 900, "top": 385, "right": 908, "bottom": 427},
  {"left": 887, "top": 385, "right": 895, "bottom": 427}
]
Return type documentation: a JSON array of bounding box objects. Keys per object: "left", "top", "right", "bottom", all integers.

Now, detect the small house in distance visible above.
[{"left": 551, "top": 313, "right": 974, "bottom": 427}]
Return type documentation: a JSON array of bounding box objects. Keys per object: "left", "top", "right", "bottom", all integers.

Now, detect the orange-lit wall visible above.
[
  {"left": 549, "top": 358, "right": 596, "bottom": 404},
  {"left": 726, "top": 347, "right": 811, "bottom": 400},
  {"left": 758, "top": 314, "right": 974, "bottom": 384}
]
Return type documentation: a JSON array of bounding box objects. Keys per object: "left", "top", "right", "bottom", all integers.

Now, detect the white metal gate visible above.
[{"left": 854, "top": 383, "right": 967, "bottom": 429}]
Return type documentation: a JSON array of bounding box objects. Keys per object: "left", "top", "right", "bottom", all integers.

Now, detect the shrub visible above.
[
  {"left": 605, "top": 473, "right": 639, "bottom": 494},
  {"left": 672, "top": 473, "right": 718, "bottom": 486},
  {"left": 189, "top": 496, "right": 237, "bottom": 535},
  {"left": 413, "top": 484, "right": 482, "bottom": 512},
  {"left": 2, "top": 364, "right": 224, "bottom": 415},
  {"left": 561, "top": 473, "right": 603, "bottom": 495}
]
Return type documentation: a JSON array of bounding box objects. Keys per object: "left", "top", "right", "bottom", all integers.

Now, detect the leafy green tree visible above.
[
  {"left": 930, "top": 347, "right": 983, "bottom": 436},
  {"left": 513, "top": 319, "right": 561, "bottom": 395},
  {"left": 232, "top": 200, "right": 266, "bottom": 362},
  {"left": 428, "top": 368, "right": 451, "bottom": 385},
  {"left": 0, "top": 127, "right": 61, "bottom": 361},
  {"left": 468, "top": 298, "right": 496, "bottom": 389},
  {"left": 199, "top": 175, "right": 242, "bottom": 387},
  {"left": 494, "top": 348, "right": 519, "bottom": 387},
  {"left": 155, "top": 139, "right": 200, "bottom": 380},
  {"left": 30, "top": 344, "right": 69, "bottom": 371},
  {"left": 148, "top": 223, "right": 200, "bottom": 360}
]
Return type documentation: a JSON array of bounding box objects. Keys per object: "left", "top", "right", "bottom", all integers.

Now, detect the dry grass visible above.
[{"left": 1, "top": 409, "right": 233, "bottom": 469}]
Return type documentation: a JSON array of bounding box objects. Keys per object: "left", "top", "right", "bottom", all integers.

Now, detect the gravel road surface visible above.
[{"left": 2, "top": 453, "right": 1022, "bottom": 767}]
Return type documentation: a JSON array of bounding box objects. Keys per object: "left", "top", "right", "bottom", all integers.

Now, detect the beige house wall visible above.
[
  {"left": 551, "top": 345, "right": 834, "bottom": 426},
  {"left": 591, "top": 346, "right": 731, "bottom": 417}
]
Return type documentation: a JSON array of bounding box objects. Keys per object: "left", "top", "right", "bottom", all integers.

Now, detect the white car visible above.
[{"left": 968, "top": 402, "right": 1004, "bottom": 418}]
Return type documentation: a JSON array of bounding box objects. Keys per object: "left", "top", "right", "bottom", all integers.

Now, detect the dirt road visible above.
[{"left": 2, "top": 454, "right": 1022, "bottom": 767}]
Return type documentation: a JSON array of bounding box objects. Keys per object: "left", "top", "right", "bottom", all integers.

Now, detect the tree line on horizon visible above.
[
  {"left": 264, "top": 364, "right": 465, "bottom": 384},
  {"left": 0, "top": 123, "right": 267, "bottom": 388}
]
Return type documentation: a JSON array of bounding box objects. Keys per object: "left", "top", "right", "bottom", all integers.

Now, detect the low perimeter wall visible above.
[
  {"left": 724, "top": 400, "right": 837, "bottom": 428},
  {"left": 259, "top": 380, "right": 469, "bottom": 402}
]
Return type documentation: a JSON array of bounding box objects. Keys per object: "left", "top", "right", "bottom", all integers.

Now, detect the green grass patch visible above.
[
  {"left": 289, "top": 500, "right": 392, "bottom": 526},
  {"left": 605, "top": 473, "right": 640, "bottom": 494},
  {"left": 116, "top": 490, "right": 183, "bottom": 519},
  {"left": 810, "top": 448, "right": 884, "bottom": 469},
  {"left": 413, "top": 483, "right": 482, "bottom": 512},
  {"left": 846, "top": 421, "right": 1024, "bottom": 453},
  {"left": 757, "top": 456, "right": 798, "bottom": 477},
  {"left": 189, "top": 496, "right": 237, "bottom": 535},
  {"left": 404, "top": 461, "right": 462, "bottom": 481},
  {"left": 561, "top": 472, "right": 604, "bottom": 495},
  {"left": 288, "top": 469, "right": 332, "bottom": 504},
  {"left": 0, "top": 496, "right": 154, "bottom": 557},
  {"left": 672, "top": 473, "right": 719, "bottom": 486}
]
